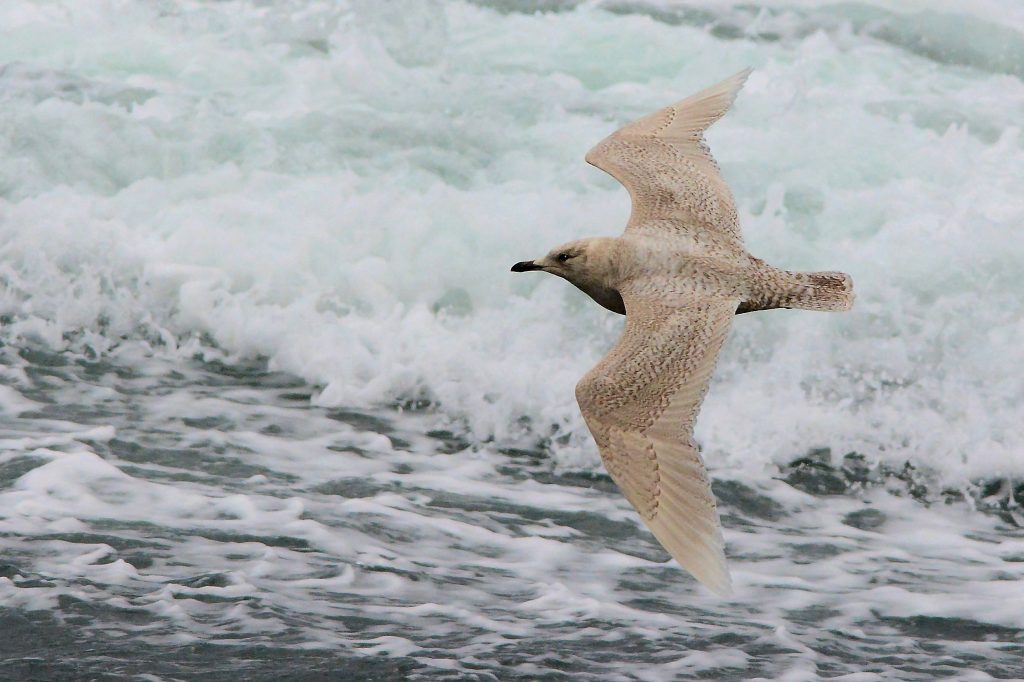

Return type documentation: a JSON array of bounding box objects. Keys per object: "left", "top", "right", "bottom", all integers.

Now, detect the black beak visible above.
[{"left": 511, "top": 260, "right": 542, "bottom": 272}]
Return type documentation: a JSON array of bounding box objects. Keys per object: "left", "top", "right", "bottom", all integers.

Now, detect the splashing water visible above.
[{"left": 1, "top": 1, "right": 1022, "bottom": 679}]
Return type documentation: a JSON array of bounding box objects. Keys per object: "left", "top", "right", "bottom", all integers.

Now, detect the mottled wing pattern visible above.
[
  {"left": 575, "top": 288, "right": 738, "bottom": 595},
  {"left": 585, "top": 69, "right": 750, "bottom": 252}
]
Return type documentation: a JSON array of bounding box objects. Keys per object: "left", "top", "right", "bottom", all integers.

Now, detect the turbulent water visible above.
[{"left": 1, "top": 0, "right": 1023, "bottom": 679}]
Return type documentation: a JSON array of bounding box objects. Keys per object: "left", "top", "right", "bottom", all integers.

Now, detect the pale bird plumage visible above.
[{"left": 513, "top": 69, "right": 854, "bottom": 596}]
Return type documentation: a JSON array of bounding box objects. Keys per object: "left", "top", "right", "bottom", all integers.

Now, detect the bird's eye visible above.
[{"left": 557, "top": 253, "right": 572, "bottom": 262}]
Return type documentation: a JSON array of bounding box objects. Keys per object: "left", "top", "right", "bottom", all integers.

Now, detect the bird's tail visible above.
[
  {"left": 773, "top": 270, "right": 854, "bottom": 312},
  {"left": 739, "top": 269, "right": 854, "bottom": 313}
]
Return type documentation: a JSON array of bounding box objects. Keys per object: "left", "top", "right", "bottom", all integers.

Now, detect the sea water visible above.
[{"left": 0, "top": 1, "right": 1022, "bottom": 679}]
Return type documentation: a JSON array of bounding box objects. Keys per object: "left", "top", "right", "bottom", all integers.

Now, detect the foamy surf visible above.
[{"left": 1, "top": 0, "right": 1022, "bottom": 678}]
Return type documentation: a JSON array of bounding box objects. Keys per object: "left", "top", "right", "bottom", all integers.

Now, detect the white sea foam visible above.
[
  {"left": 0, "top": 4, "right": 1022, "bottom": 676},
  {"left": 0, "top": 2, "right": 1020, "bottom": 483},
  {"left": 2, "top": 1, "right": 1021, "bottom": 487}
]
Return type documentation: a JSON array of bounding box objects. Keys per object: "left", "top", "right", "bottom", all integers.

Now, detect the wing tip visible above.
[
  {"left": 703, "top": 571, "right": 734, "bottom": 598},
  {"left": 692, "top": 66, "right": 754, "bottom": 118},
  {"left": 727, "top": 66, "right": 753, "bottom": 99},
  {"left": 633, "top": 66, "right": 755, "bottom": 140},
  {"left": 728, "top": 68, "right": 753, "bottom": 101},
  {"left": 649, "top": 518, "right": 735, "bottom": 598},
  {"left": 732, "top": 66, "right": 754, "bottom": 84},
  {"left": 687, "top": 552, "right": 734, "bottom": 597}
]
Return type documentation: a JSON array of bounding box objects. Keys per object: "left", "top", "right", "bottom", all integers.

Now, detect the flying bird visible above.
[{"left": 511, "top": 69, "right": 854, "bottom": 596}]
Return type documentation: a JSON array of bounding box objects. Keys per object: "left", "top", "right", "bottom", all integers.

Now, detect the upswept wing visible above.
[
  {"left": 575, "top": 288, "right": 737, "bottom": 595},
  {"left": 585, "top": 69, "right": 751, "bottom": 251}
]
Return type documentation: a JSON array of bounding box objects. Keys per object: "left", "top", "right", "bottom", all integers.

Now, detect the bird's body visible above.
[{"left": 511, "top": 69, "right": 853, "bottom": 596}]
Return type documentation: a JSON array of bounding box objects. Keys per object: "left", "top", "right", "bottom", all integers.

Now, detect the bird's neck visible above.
[{"left": 569, "top": 237, "right": 628, "bottom": 315}]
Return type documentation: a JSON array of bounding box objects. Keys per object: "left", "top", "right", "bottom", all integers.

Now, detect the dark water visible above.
[
  {"left": 1, "top": 349, "right": 1021, "bottom": 680},
  {"left": 3, "top": 0, "right": 1024, "bottom": 679}
]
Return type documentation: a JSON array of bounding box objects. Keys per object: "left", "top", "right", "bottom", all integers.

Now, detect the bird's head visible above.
[{"left": 510, "top": 238, "right": 617, "bottom": 287}]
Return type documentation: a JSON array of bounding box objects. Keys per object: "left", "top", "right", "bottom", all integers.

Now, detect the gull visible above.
[{"left": 511, "top": 70, "right": 853, "bottom": 596}]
